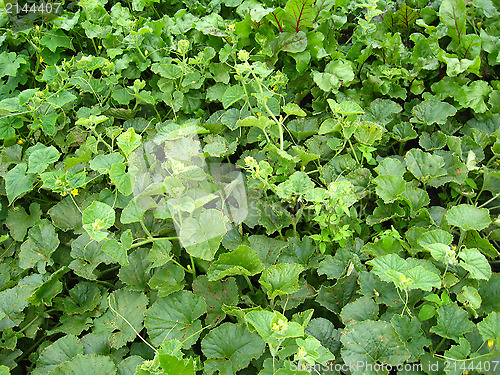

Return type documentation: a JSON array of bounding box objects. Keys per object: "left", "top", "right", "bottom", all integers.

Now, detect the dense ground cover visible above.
[{"left": 0, "top": 0, "right": 499, "bottom": 374}]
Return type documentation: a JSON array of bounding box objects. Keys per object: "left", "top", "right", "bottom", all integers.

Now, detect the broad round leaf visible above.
[
  {"left": 201, "top": 323, "right": 265, "bottom": 375},
  {"left": 207, "top": 245, "right": 264, "bottom": 281},
  {"left": 145, "top": 290, "right": 207, "bottom": 348},
  {"left": 445, "top": 204, "right": 491, "bottom": 231},
  {"left": 341, "top": 320, "right": 410, "bottom": 374}
]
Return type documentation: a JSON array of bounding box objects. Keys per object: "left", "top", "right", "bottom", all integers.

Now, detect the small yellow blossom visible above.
[
  {"left": 35, "top": 25, "right": 40, "bottom": 31},
  {"left": 256, "top": 112, "right": 262, "bottom": 117},
  {"left": 228, "top": 24, "right": 235, "bottom": 31},
  {"left": 235, "top": 68, "right": 240, "bottom": 74},
  {"left": 60, "top": 192, "right": 67, "bottom": 197},
  {"left": 98, "top": 45, "right": 102, "bottom": 50},
  {"left": 488, "top": 339, "right": 495, "bottom": 350},
  {"left": 145, "top": 49, "right": 148, "bottom": 55},
  {"left": 71, "top": 188, "right": 79, "bottom": 196},
  {"left": 273, "top": 85, "right": 278, "bottom": 91},
  {"left": 40, "top": 56, "right": 44, "bottom": 63},
  {"left": 477, "top": 22, "right": 482, "bottom": 27},
  {"left": 244, "top": 156, "right": 256, "bottom": 165},
  {"left": 17, "top": 139, "right": 23, "bottom": 145}
]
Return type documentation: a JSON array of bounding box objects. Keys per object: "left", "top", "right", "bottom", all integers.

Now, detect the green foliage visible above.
[{"left": 0, "top": 0, "right": 499, "bottom": 373}]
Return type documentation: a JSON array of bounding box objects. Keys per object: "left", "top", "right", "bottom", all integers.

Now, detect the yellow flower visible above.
[
  {"left": 256, "top": 112, "right": 262, "bottom": 117},
  {"left": 98, "top": 45, "right": 102, "bottom": 50},
  {"left": 71, "top": 188, "right": 79, "bottom": 196},
  {"left": 477, "top": 22, "right": 482, "bottom": 27},
  {"left": 145, "top": 49, "right": 148, "bottom": 55},
  {"left": 35, "top": 25, "right": 39, "bottom": 31},
  {"left": 60, "top": 192, "right": 67, "bottom": 197},
  {"left": 488, "top": 339, "right": 495, "bottom": 350},
  {"left": 17, "top": 139, "right": 23, "bottom": 145},
  {"left": 228, "top": 24, "right": 235, "bottom": 31},
  {"left": 40, "top": 56, "right": 44, "bottom": 63},
  {"left": 273, "top": 85, "right": 278, "bottom": 91}
]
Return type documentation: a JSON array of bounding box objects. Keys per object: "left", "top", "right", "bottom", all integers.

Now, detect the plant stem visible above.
[
  {"left": 190, "top": 255, "right": 197, "bottom": 279},
  {"left": 478, "top": 192, "right": 500, "bottom": 208},
  {"left": 244, "top": 275, "right": 255, "bottom": 293},
  {"left": 433, "top": 337, "right": 447, "bottom": 354},
  {"left": 130, "top": 236, "right": 178, "bottom": 249},
  {"left": 140, "top": 219, "right": 153, "bottom": 239}
]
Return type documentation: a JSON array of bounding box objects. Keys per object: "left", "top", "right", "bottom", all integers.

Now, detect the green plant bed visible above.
[{"left": 0, "top": 0, "right": 499, "bottom": 374}]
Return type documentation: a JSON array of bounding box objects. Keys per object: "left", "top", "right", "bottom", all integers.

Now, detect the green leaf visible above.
[
  {"left": 6, "top": 202, "right": 41, "bottom": 241},
  {"left": 31, "top": 335, "right": 83, "bottom": 375},
  {"left": 477, "top": 312, "right": 500, "bottom": 351},
  {"left": 418, "top": 229, "right": 454, "bottom": 249},
  {"left": 40, "top": 29, "right": 74, "bottom": 52},
  {"left": 341, "top": 320, "right": 410, "bottom": 375},
  {"left": 0, "top": 52, "right": 27, "bottom": 77},
  {"left": 117, "top": 128, "right": 141, "bottom": 157},
  {"left": 373, "top": 175, "right": 406, "bottom": 203},
  {"left": 102, "top": 239, "right": 129, "bottom": 266},
  {"left": 207, "top": 245, "right": 265, "bottom": 281},
  {"left": 118, "top": 248, "right": 152, "bottom": 291},
  {"left": 364, "top": 98, "right": 402, "bottom": 126},
  {"left": 201, "top": 323, "right": 265, "bottom": 375},
  {"left": 158, "top": 354, "right": 195, "bottom": 375},
  {"left": 49, "top": 354, "right": 117, "bottom": 375},
  {"left": 457, "top": 286, "right": 482, "bottom": 310},
  {"left": 404, "top": 149, "right": 447, "bottom": 183},
  {"left": 82, "top": 202, "right": 115, "bottom": 242},
  {"left": 340, "top": 296, "right": 379, "bottom": 324},
  {"left": 276, "top": 171, "right": 315, "bottom": 199},
  {"left": 152, "top": 63, "right": 183, "bottom": 79},
  {"left": 245, "top": 309, "right": 304, "bottom": 349},
  {"left": 28, "top": 267, "right": 68, "bottom": 306},
  {"left": 179, "top": 209, "right": 228, "bottom": 261},
  {"left": 89, "top": 153, "right": 125, "bottom": 173},
  {"left": 46, "top": 91, "right": 77, "bottom": 108},
  {"left": 19, "top": 219, "right": 60, "bottom": 270},
  {"left": 327, "top": 99, "right": 364, "bottom": 115},
  {"left": 391, "top": 315, "right": 431, "bottom": 361},
  {"left": 259, "top": 263, "right": 304, "bottom": 300},
  {"left": 445, "top": 204, "right": 491, "bottom": 231},
  {"left": 430, "top": 304, "right": 474, "bottom": 343},
  {"left": 192, "top": 276, "right": 239, "bottom": 325},
  {"left": 69, "top": 233, "right": 113, "bottom": 280},
  {"left": 283, "top": 103, "right": 306, "bottom": 117},
  {"left": 439, "top": 0, "right": 466, "bottom": 42},
  {"left": 149, "top": 262, "right": 185, "bottom": 297},
  {"left": 0, "top": 274, "right": 43, "bottom": 329},
  {"left": 410, "top": 100, "right": 457, "bottom": 125},
  {"left": 145, "top": 290, "right": 207, "bottom": 348},
  {"left": 0, "top": 116, "right": 22, "bottom": 139},
  {"left": 94, "top": 289, "right": 148, "bottom": 348},
  {"left": 236, "top": 115, "right": 274, "bottom": 131},
  {"left": 27, "top": 146, "right": 61, "bottom": 174},
  {"left": 458, "top": 248, "right": 492, "bottom": 280},
  {"left": 368, "top": 254, "right": 441, "bottom": 291},
  {"left": 249, "top": 234, "right": 288, "bottom": 267},
  {"left": 4, "top": 163, "right": 34, "bottom": 203},
  {"left": 315, "top": 274, "right": 358, "bottom": 314},
  {"left": 353, "top": 121, "right": 384, "bottom": 145},
  {"left": 109, "top": 163, "right": 133, "bottom": 196},
  {"left": 147, "top": 239, "right": 173, "bottom": 268},
  {"left": 222, "top": 86, "right": 245, "bottom": 109}
]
